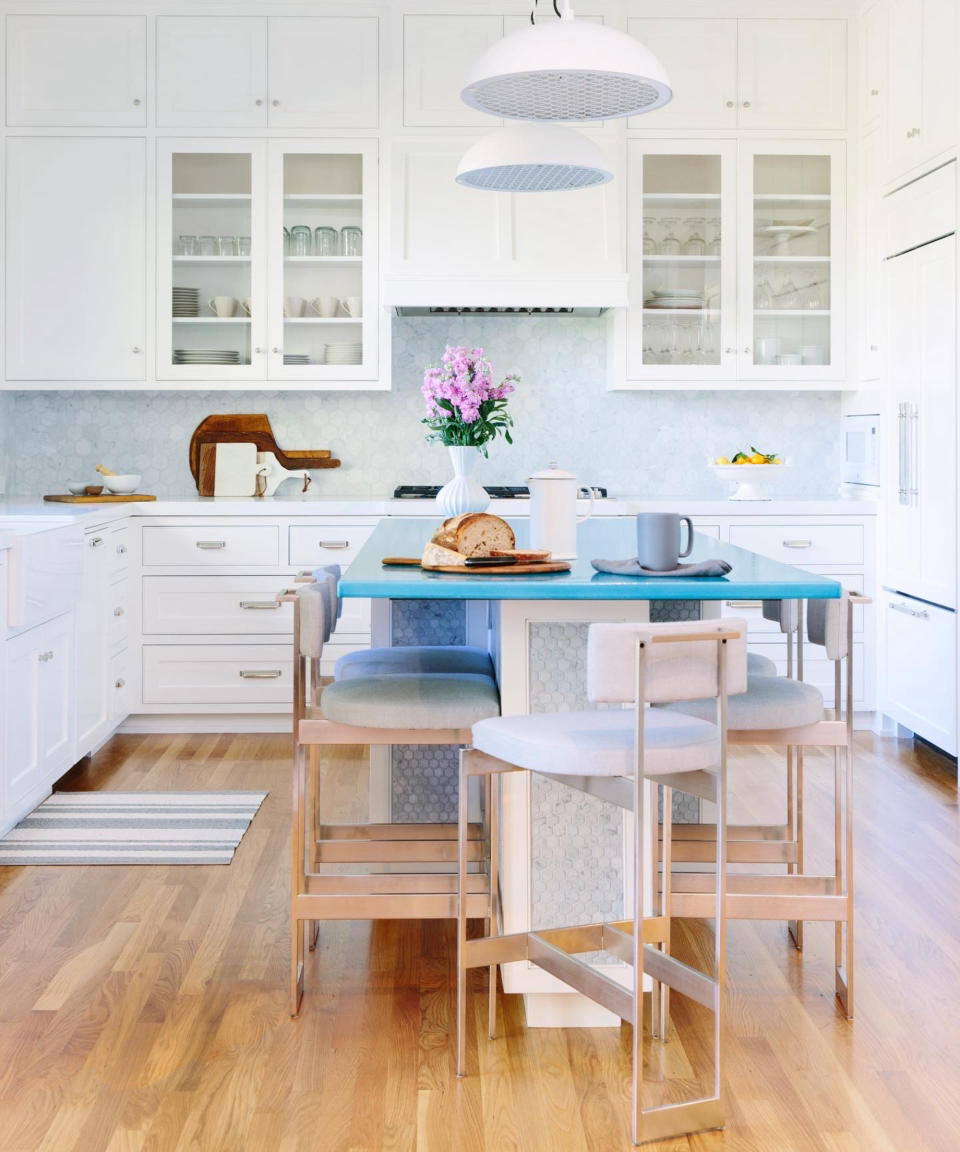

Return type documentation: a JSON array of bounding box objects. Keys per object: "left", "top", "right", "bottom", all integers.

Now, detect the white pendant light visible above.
[
  {"left": 461, "top": 3, "right": 672, "bottom": 122},
  {"left": 455, "top": 124, "right": 612, "bottom": 193}
]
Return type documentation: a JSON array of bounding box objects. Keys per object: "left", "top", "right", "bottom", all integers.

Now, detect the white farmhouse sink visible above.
[{"left": 2, "top": 520, "right": 83, "bottom": 633}]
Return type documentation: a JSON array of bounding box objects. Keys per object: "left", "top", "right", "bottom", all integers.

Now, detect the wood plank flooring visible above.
[{"left": 0, "top": 732, "right": 957, "bottom": 1151}]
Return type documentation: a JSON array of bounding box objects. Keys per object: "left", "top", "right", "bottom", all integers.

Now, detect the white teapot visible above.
[{"left": 528, "top": 464, "right": 594, "bottom": 559}]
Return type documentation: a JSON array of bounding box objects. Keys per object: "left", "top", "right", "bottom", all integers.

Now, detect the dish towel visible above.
[{"left": 591, "top": 558, "right": 733, "bottom": 577}]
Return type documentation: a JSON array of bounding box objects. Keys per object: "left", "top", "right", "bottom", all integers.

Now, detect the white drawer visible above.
[
  {"left": 882, "top": 593, "right": 957, "bottom": 754},
  {"left": 142, "top": 576, "right": 294, "bottom": 636},
  {"left": 729, "top": 523, "right": 863, "bottom": 566},
  {"left": 110, "top": 525, "right": 131, "bottom": 572},
  {"left": 108, "top": 575, "right": 130, "bottom": 647},
  {"left": 142, "top": 525, "right": 279, "bottom": 567},
  {"left": 288, "top": 523, "right": 375, "bottom": 568},
  {"left": 110, "top": 648, "right": 131, "bottom": 725},
  {"left": 142, "top": 644, "right": 292, "bottom": 705}
]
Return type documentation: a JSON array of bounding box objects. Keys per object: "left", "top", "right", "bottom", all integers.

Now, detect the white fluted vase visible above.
[{"left": 436, "top": 445, "right": 490, "bottom": 517}]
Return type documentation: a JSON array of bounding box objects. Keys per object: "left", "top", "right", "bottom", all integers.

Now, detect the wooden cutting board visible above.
[
  {"left": 44, "top": 493, "right": 157, "bottom": 503},
  {"left": 382, "top": 557, "right": 571, "bottom": 575}
]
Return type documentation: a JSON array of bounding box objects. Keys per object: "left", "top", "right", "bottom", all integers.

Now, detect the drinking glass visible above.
[
  {"left": 341, "top": 226, "right": 363, "bottom": 257},
  {"left": 290, "top": 226, "right": 312, "bottom": 257},
  {"left": 658, "top": 218, "right": 681, "bottom": 256},
  {"left": 198, "top": 235, "right": 218, "bottom": 256},
  {"left": 777, "top": 277, "right": 798, "bottom": 309},
  {"left": 218, "top": 235, "right": 237, "bottom": 257},
  {"left": 177, "top": 235, "right": 198, "bottom": 256},
  {"left": 642, "top": 216, "right": 657, "bottom": 256},
  {"left": 755, "top": 278, "right": 775, "bottom": 311},
  {"left": 707, "top": 216, "right": 722, "bottom": 257},
  {"left": 802, "top": 280, "right": 824, "bottom": 309},
  {"left": 237, "top": 236, "right": 251, "bottom": 257},
  {"left": 283, "top": 226, "right": 290, "bottom": 256},
  {"left": 683, "top": 217, "right": 706, "bottom": 256},
  {"left": 314, "top": 226, "right": 338, "bottom": 257}
]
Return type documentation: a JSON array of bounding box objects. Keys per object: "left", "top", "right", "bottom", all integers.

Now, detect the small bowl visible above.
[
  {"left": 103, "top": 474, "right": 141, "bottom": 494},
  {"left": 66, "top": 481, "right": 87, "bottom": 495},
  {"left": 84, "top": 485, "right": 104, "bottom": 497}
]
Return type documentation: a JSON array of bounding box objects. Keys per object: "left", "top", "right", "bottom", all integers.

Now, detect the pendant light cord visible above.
[{"left": 529, "top": 0, "right": 563, "bottom": 25}]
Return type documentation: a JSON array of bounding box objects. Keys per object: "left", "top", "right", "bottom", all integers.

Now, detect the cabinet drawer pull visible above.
[
  {"left": 196, "top": 540, "right": 227, "bottom": 550},
  {"left": 239, "top": 600, "right": 282, "bottom": 610},
  {"left": 116, "top": 543, "right": 128, "bottom": 555},
  {"left": 890, "top": 600, "right": 929, "bottom": 620},
  {"left": 115, "top": 678, "right": 126, "bottom": 690},
  {"left": 782, "top": 540, "right": 813, "bottom": 549},
  {"left": 319, "top": 540, "right": 350, "bottom": 549},
  {"left": 113, "top": 607, "right": 125, "bottom": 617},
  {"left": 38, "top": 650, "right": 54, "bottom": 662},
  {"left": 239, "top": 669, "right": 282, "bottom": 679},
  {"left": 89, "top": 536, "right": 105, "bottom": 548},
  {"left": 725, "top": 600, "right": 762, "bottom": 608}
]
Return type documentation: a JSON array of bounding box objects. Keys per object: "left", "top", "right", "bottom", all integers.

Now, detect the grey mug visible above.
[{"left": 636, "top": 512, "right": 694, "bottom": 571}]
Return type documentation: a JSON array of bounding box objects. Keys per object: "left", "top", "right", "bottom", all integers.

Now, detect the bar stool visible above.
[
  {"left": 457, "top": 618, "right": 747, "bottom": 1147},
  {"left": 290, "top": 577, "right": 499, "bottom": 1016},
  {"left": 663, "top": 591, "right": 866, "bottom": 1017}
]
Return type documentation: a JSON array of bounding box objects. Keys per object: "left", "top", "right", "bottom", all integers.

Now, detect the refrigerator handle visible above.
[
  {"left": 909, "top": 403, "right": 919, "bottom": 504},
  {"left": 897, "top": 402, "right": 907, "bottom": 505}
]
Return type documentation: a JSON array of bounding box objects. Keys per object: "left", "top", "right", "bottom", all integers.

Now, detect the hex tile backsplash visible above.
[{"left": 2, "top": 317, "right": 842, "bottom": 497}]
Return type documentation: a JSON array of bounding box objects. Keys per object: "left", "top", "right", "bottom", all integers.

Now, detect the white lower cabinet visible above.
[
  {"left": 3, "top": 612, "right": 76, "bottom": 823},
  {"left": 881, "top": 592, "right": 956, "bottom": 754},
  {"left": 142, "top": 644, "right": 292, "bottom": 706}
]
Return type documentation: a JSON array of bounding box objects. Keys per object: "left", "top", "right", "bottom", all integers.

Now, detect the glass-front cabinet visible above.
[
  {"left": 158, "top": 138, "right": 379, "bottom": 386},
  {"left": 620, "top": 140, "right": 844, "bottom": 388}
]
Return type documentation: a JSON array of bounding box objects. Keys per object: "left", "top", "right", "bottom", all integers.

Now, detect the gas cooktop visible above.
[{"left": 392, "top": 485, "right": 608, "bottom": 500}]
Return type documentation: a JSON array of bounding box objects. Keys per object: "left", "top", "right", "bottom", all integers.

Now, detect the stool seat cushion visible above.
[
  {"left": 335, "top": 645, "right": 494, "bottom": 682},
  {"left": 747, "top": 651, "right": 777, "bottom": 677},
  {"left": 472, "top": 709, "right": 720, "bottom": 778},
  {"left": 320, "top": 673, "right": 500, "bottom": 730},
  {"left": 663, "top": 674, "right": 823, "bottom": 730}
]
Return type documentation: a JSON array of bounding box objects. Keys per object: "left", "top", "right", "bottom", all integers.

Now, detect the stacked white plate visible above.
[
  {"left": 283, "top": 354, "right": 310, "bottom": 365},
  {"left": 644, "top": 288, "right": 705, "bottom": 310},
  {"left": 325, "top": 342, "right": 363, "bottom": 365},
  {"left": 173, "top": 349, "right": 241, "bottom": 364},
  {"left": 173, "top": 287, "right": 200, "bottom": 317}
]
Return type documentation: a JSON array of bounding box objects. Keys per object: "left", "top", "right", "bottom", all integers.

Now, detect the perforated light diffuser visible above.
[
  {"left": 461, "top": 15, "right": 672, "bottom": 122},
  {"left": 455, "top": 125, "right": 613, "bottom": 193}
]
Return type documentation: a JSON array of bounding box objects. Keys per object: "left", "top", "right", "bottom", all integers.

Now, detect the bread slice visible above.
[
  {"left": 451, "top": 513, "right": 515, "bottom": 558},
  {"left": 490, "top": 548, "right": 551, "bottom": 563},
  {"left": 422, "top": 541, "right": 467, "bottom": 567}
]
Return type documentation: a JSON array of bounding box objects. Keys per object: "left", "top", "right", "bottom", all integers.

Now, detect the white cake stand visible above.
[{"left": 711, "top": 462, "right": 789, "bottom": 501}]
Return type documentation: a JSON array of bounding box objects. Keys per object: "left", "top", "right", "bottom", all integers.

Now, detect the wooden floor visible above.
[{"left": 0, "top": 731, "right": 957, "bottom": 1151}]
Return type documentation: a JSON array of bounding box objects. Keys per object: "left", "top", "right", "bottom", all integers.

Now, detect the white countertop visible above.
[{"left": 0, "top": 494, "right": 878, "bottom": 522}]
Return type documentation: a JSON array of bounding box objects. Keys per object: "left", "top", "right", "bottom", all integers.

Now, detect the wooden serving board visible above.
[
  {"left": 44, "top": 493, "right": 157, "bottom": 503},
  {"left": 382, "top": 557, "right": 571, "bottom": 575}
]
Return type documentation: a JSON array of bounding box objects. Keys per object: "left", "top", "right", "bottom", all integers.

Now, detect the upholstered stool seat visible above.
[
  {"left": 747, "top": 651, "right": 777, "bottom": 676},
  {"left": 335, "top": 644, "right": 495, "bottom": 682},
  {"left": 472, "top": 709, "right": 720, "bottom": 778},
  {"left": 320, "top": 673, "right": 500, "bottom": 729},
  {"left": 664, "top": 673, "right": 824, "bottom": 729}
]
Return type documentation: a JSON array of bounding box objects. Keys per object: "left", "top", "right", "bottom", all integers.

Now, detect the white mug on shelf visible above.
[
  {"left": 341, "top": 296, "right": 363, "bottom": 318},
  {"left": 310, "top": 296, "right": 339, "bottom": 318},
  {"left": 284, "top": 296, "right": 306, "bottom": 318},
  {"left": 240, "top": 298, "right": 253, "bottom": 316},
  {"left": 207, "top": 296, "right": 238, "bottom": 318}
]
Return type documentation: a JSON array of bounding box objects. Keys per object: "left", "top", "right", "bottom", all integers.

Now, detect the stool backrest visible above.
[
  {"left": 806, "top": 594, "right": 849, "bottom": 661},
  {"left": 298, "top": 578, "right": 331, "bottom": 658},
  {"left": 587, "top": 618, "right": 747, "bottom": 705},
  {"left": 762, "top": 599, "right": 800, "bottom": 634},
  {"left": 313, "top": 564, "right": 342, "bottom": 624}
]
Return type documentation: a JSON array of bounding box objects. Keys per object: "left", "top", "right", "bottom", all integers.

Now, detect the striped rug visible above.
[{"left": 0, "top": 791, "right": 268, "bottom": 866}]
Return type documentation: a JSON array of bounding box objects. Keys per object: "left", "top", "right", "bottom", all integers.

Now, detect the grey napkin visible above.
[{"left": 591, "top": 557, "right": 732, "bottom": 578}]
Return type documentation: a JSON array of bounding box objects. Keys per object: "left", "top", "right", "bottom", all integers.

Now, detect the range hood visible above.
[{"left": 384, "top": 275, "right": 628, "bottom": 317}]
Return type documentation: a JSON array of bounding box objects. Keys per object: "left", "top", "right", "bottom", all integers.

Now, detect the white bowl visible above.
[
  {"left": 710, "top": 461, "right": 789, "bottom": 501},
  {"left": 103, "top": 474, "right": 141, "bottom": 494},
  {"left": 66, "top": 481, "right": 87, "bottom": 495}
]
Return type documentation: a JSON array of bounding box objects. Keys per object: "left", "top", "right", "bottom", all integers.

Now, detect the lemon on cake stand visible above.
[{"left": 710, "top": 451, "right": 788, "bottom": 501}]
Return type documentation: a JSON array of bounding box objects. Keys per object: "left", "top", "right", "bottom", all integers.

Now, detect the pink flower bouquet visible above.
[{"left": 421, "top": 345, "right": 517, "bottom": 456}]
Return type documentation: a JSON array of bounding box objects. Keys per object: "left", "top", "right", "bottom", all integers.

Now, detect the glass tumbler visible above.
[
  {"left": 177, "top": 235, "right": 198, "bottom": 256},
  {"left": 237, "top": 236, "right": 251, "bottom": 257},
  {"left": 642, "top": 216, "right": 657, "bottom": 256},
  {"left": 290, "top": 225, "right": 312, "bottom": 257},
  {"left": 658, "top": 218, "right": 681, "bottom": 256},
  {"left": 198, "top": 235, "right": 218, "bottom": 256},
  {"left": 707, "top": 216, "right": 722, "bottom": 257},
  {"left": 683, "top": 217, "right": 706, "bottom": 256},
  {"left": 218, "top": 235, "right": 237, "bottom": 257},
  {"left": 314, "top": 227, "right": 338, "bottom": 257},
  {"left": 283, "top": 227, "right": 290, "bottom": 256},
  {"left": 341, "top": 226, "right": 363, "bottom": 257}
]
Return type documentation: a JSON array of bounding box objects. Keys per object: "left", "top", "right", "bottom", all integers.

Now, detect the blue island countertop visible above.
[{"left": 339, "top": 518, "right": 842, "bottom": 602}]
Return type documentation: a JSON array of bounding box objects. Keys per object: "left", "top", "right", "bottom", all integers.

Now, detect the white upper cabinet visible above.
[
  {"left": 738, "top": 21, "right": 846, "bottom": 131},
  {"left": 627, "top": 19, "right": 738, "bottom": 131},
  {"left": 859, "top": 2, "right": 887, "bottom": 131},
  {"left": 403, "top": 15, "right": 503, "bottom": 127},
  {"left": 157, "top": 17, "right": 267, "bottom": 128},
  {"left": 268, "top": 18, "right": 379, "bottom": 129},
  {"left": 884, "top": 0, "right": 957, "bottom": 184},
  {"left": 6, "top": 137, "right": 146, "bottom": 382},
  {"left": 6, "top": 15, "right": 146, "bottom": 127},
  {"left": 156, "top": 16, "right": 378, "bottom": 130}
]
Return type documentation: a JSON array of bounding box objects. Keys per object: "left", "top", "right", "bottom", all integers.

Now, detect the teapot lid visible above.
[{"left": 528, "top": 462, "right": 577, "bottom": 480}]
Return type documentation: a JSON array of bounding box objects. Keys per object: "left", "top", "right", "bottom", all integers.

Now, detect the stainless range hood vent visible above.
[{"left": 395, "top": 304, "right": 606, "bottom": 317}]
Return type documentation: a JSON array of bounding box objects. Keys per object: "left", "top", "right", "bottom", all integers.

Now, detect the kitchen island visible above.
[{"left": 340, "top": 517, "right": 841, "bottom": 1027}]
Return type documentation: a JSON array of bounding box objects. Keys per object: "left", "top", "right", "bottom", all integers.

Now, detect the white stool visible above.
[{"left": 457, "top": 618, "right": 747, "bottom": 1147}]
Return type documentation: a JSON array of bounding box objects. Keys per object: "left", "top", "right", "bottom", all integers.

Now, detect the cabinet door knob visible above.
[
  {"left": 272, "top": 99, "right": 280, "bottom": 107},
  {"left": 255, "top": 98, "right": 264, "bottom": 106},
  {"left": 725, "top": 347, "right": 736, "bottom": 355},
  {"left": 254, "top": 347, "right": 264, "bottom": 354},
  {"left": 133, "top": 98, "right": 142, "bottom": 106},
  {"left": 742, "top": 100, "right": 752, "bottom": 108},
  {"left": 725, "top": 100, "right": 735, "bottom": 108},
  {"left": 116, "top": 543, "right": 127, "bottom": 554},
  {"left": 132, "top": 346, "right": 141, "bottom": 354},
  {"left": 115, "top": 678, "right": 126, "bottom": 689},
  {"left": 869, "top": 344, "right": 878, "bottom": 352},
  {"left": 744, "top": 346, "right": 751, "bottom": 354},
  {"left": 272, "top": 347, "right": 283, "bottom": 354},
  {"left": 113, "top": 607, "right": 125, "bottom": 617},
  {"left": 870, "top": 88, "right": 879, "bottom": 96}
]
